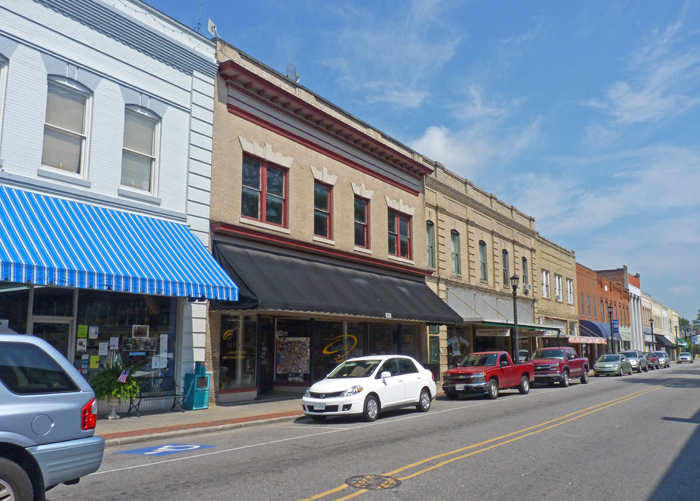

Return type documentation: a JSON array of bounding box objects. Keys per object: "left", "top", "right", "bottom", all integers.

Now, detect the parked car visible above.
[
  {"left": 594, "top": 354, "right": 633, "bottom": 376},
  {"left": 653, "top": 351, "right": 670, "bottom": 368},
  {"left": 0, "top": 334, "right": 105, "bottom": 501},
  {"left": 620, "top": 350, "right": 648, "bottom": 373},
  {"left": 644, "top": 352, "right": 660, "bottom": 370},
  {"left": 442, "top": 351, "right": 534, "bottom": 400},
  {"left": 302, "top": 355, "right": 436, "bottom": 422},
  {"left": 678, "top": 352, "right": 694, "bottom": 363},
  {"left": 531, "top": 347, "right": 589, "bottom": 386}
]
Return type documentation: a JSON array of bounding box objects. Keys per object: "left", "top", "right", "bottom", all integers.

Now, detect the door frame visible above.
[{"left": 28, "top": 315, "right": 75, "bottom": 360}]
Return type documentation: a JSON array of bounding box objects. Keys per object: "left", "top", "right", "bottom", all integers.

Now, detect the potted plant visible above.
[{"left": 90, "top": 362, "right": 140, "bottom": 419}]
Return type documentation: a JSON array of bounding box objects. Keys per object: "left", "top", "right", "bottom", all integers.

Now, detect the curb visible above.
[{"left": 102, "top": 413, "right": 304, "bottom": 448}]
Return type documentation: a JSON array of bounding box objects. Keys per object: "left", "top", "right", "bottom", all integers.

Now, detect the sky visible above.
[{"left": 147, "top": 0, "right": 700, "bottom": 321}]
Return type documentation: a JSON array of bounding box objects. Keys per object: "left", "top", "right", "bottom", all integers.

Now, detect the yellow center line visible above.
[{"left": 298, "top": 376, "right": 687, "bottom": 501}]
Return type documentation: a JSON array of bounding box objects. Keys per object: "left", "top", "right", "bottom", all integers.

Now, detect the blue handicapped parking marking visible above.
[{"left": 119, "top": 444, "right": 215, "bottom": 456}]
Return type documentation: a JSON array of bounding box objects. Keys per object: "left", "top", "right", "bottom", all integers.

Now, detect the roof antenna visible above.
[
  {"left": 207, "top": 18, "right": 219, "bottom": 38},
  {"left": 196, "top": 0, "right": 203, "bottom": 33},
  {"left": 286, "top": 63, "right": 300, "bottom": 83}
]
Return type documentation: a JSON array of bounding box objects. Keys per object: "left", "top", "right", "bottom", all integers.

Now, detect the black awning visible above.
[
  {"left": 210, "top": 241, "right": 464, "bottom": 325},
  {"left": 655, "top": 334, "right": 674, "bottom": 348}
]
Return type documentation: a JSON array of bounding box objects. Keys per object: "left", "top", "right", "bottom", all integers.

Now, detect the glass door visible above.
[{"left": 31, "top": 320, "right": 73, "bottom": 358}]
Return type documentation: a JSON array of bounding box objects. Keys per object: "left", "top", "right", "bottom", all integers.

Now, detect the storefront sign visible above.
[{"left": 322, "top": 335, "right": 358, "bottom": 362}]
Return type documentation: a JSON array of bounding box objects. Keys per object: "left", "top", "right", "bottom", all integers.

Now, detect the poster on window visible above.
[{"left": 276, "top": 337, "right": 310, "bottom": 374}]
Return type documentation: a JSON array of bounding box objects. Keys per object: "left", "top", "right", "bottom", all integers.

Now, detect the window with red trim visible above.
[
  {"left": 313, "top": 181, "right": 332, "bottom": 238},
  {"left": 241, "top": 156, "right": 287, "bottom": 227},
  {"left": 388, "top": 210, "right": 411, "bottom": 259},
  {"left": 354, "top": 196, "right": 369, "bottom": 248}
]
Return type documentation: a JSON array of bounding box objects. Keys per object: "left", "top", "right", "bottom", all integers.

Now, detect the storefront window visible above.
[
  {"left": 33, "top": 286, "right": 73, "bottom": 317},
  {"left": 369, "top": 324, "right": 398, "bottom": 355},
  {"left": 75, "top": 290, "right": 174, "bottom": 389},
  {"left": 275, "top": 319, "right": 311, "bottom": 384},
  {"left": 219, "top": 315, "right": 257, "bottom": 390},
  {"left": 0, "top": 284, "right": 30, "bottom": 333},
  {"left": 447, "top": 326, "right": 470, "bottom": 368},
  {"left": 312, "top": 322, "right": 367, "bottom": 382}
]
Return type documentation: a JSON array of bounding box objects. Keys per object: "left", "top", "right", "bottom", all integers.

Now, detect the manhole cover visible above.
[{"left": 346, "top": 475, "right": 401, "bottom": 490}]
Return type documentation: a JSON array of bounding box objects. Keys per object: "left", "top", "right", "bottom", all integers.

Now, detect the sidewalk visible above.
[{"left": 97, "top": 396, "right": 304, "bottom": 448}]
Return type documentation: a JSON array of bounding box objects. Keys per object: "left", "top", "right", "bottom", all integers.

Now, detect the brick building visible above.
[{"left": 206, "top": 41, "right": 461, "bottom": 403}]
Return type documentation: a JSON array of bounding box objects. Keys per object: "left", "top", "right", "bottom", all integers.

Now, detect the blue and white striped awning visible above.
[{"left": 0, "top": 186, "right": 238, "bottom": 300}]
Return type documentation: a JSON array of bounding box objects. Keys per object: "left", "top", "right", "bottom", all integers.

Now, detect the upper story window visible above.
[
  {"left": 581, "top": 292, "right": 585, "bottom": 315},
  {"left": 451, "top": 230, "right": 461, "bottom": 274},
  {"left": 388, "top": 210, "right": 411, "bottom": 260},
  {"left": 555, "top": 274, "right": 563, "bottom": 301},
  {"left": 313, "top": 181, "right": 332, "bottom": 239},
  {"left": 42, "top": 78, "right": 91, "bottom": 175},
  {"left": 121, "top": 107, "right": 159, "bottom": 193},
  {"left": 522, "top": 257, "right": 528, "bottom": 285},
  {"left": 426, "top": 221, "right": 435, "bottom": 268},
  {"left": 587, "top": 295, "right": 591, "bottom": 317},
  {"left": 479, "top": 241, "right": 488, "bottom": 281},
  {"left": 241, "top": 156, "right": 287, "bottom": 227},
  {"left": 502, "top": 250, "right": 510, "bottom": 287},
  {"left": 566, "top": 279, "right": 574, "bottom": 304},
  {"left": 354, "top": 197, "right": 369, "bottom": 249},
  {"left": 541, "top": 270, "right": 550, "bottom": 298}
]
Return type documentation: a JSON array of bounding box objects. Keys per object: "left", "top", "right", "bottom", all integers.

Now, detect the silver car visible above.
[
  {"left": 653, "top": 351, "right": 670, "bottom": 368},
  {"left": 620, "top": 350, "right": 648, "bottom": 373},
  {"left": 678, "top": 352, "right": 694, "bottom": 363},
  {"left": 0, "top": 334, "right": 105, "bottom": 500}
]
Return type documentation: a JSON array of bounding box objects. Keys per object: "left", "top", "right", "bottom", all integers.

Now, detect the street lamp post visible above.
[
  {"left": 510, "top": 274, "right": 520, "bottom": 364},
  {"left": 607, "top": 304, "right": 614, "bottom": 355},
  {"left": 650, "top": 318, "right": 655, "bottom": 352}
]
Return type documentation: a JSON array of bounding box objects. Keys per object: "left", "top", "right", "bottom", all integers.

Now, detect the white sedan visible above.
[
  {"left": 302, "top": 355, "right": 436, "bottom": 422},
  {"left": 678, "top": 352, "right": 694, "bottom": 363}
]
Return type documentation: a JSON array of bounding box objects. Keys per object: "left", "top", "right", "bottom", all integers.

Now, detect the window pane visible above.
[
  {"left": 123, "top": 112, "right": 155, "bottom": 155},
  {"left": 314, "top": 183, "right": 329, "bottom": 211},
  {"left": 121, "top": 151, "right": 152, "bottom": 191},
  {"left": 266, "top": 194, "right": 284, "bottom": 225},
  {"left": 388, "top": 212, "right": 396, "bottom": 233},
  {"left": 399, "top": 215, "right": 410, "bottom": 237},
  {"left": 354, "top": 198, "right": 367, "bottom": 223},
  {"left": 241, "top": 188, "right": 260, "bottom": 219},
  {"left": 42, "top": 127, "right": 82, "bottom": 173},
  {"left": 45, "top": 85, "right": 85, "bottom": 134},
  {"left": 267, "top": 167, "right": 285, "bottom": 197},
  {"left": 0, "top": 342, "right": 79, "bottom": 395},
  {"left": 314, "top": 211, "right": 329, "bottom": 237},
  {"left": 242, "top": 158, "right": 260, "bottom": 189},
  {"left": 355, "top": 222, "right": 366, "bottom": 247},
  {"left": 400, "top": 236, "right": 410, "bottom": 258},
  {"left": 388, "top": 234, "right": 396, "bottom": 255}
]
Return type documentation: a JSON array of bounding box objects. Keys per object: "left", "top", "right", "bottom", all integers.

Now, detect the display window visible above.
[
  {"left": 0, "top": 284, "right": 30, "bottom": 334},
  {"left": 219, "top": 315, "right": 257, "bottom": 390},
  {"left": 312, "top": 322, "right": 366, "bottom": 382},
  {"left": 275, "top": 318, "right": 311, "bottom": 384}
]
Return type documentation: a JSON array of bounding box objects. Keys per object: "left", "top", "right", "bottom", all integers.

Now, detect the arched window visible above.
[
  {"left": 502, "top": 249, "right": 510, "bottom": 287},
  {"left": 479, "top": 241, "right": 488, "bottom": 281},
  {"left": 426, "top": 221, "right": 435, "bottom": 268},
  {"left": 450, "top": 230, "right": 460, "bottom": 274}
]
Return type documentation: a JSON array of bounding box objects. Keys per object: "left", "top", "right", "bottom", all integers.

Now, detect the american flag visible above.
[{"left": 117, "top": 368, "right": 131, "bottom": 383}]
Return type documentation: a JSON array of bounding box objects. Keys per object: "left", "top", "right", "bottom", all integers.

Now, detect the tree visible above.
[{"left": 679, "top": 317, "right": 690, "bottom": 328}]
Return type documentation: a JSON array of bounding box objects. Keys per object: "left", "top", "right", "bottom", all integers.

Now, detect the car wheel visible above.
[
  {"left": 580, "top": 370, "right": 589, "bottom": 384},
  {"left": 487, "top": 379, "right": 499, "bottom": 399},
  {"left": 518, "top": 376, "right": 530, "bottom": 394},
  {"left": 0, "top": 458, "right": 34, "bottom": 501},
  {"left": 594, "top": 373, "right": 600, "bottom": 377},
  {"left": 561, "top": 371, "right": 570, "bottom": 387},
  {"left": 416, "top": 388, "right": 431, "bottom": 412},
  {"left": 637, "top": 366, "right": 642, "bottom": 373},
  {"left": 310, "top": 415, "right": 326, "bottom": 422},
  {"left": 445, "top": 392, "right": 459, "bottom": 401},
  {"left": 644, "top": 365, "right": 649, "bottom": 372},
  {"left": 362, "top": 394, "right": 380, "bottom": 422}
]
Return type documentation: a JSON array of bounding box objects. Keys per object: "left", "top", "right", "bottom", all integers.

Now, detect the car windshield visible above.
[
  {"left": 681, "top": 352, "right": 691, "bottom": 356},
  {"left": 327, "top": 360, "right": 381, "bottom": 378},
  {"left": 532, "top": 349, "right": 565, "bottom": 360},
  {"left": 654, "top": 352, "right": 665, "bottom": 357},
  {"left": 461, "top": 353, "right": 498, "bottom": 367},
  {"left": 621, "top": 351, "right": 637, "bottom": 358},
  {"left": 598, "top": 355, "right": 620, "bottom": 362}
]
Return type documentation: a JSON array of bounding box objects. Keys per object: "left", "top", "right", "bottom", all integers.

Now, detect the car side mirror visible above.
[
  {"left": 381, "top": 371, "right": 391, "bottom": 380},
  {"left": 500, "top": 360, "right": 509, "bottom": 367}
]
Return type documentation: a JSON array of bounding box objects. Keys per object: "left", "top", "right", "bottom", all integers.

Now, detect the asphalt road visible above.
[{"left": 49, "top": 363, "right": 700, "bottom": 501}]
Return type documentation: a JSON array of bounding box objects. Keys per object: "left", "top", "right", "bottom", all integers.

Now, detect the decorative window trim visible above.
[
  {"left": 241, "top": 156, "right": 288, "bottom": 228},
  {"left": 566, "top": 278, "right": 574, "bottom": 304},
  {"left": 555, "top": 274, "right": 563, "bottom": 302},
  {"left": 121, "top": 106, "right": 161, "bottom": 195},
  {"left": 310, "top": 166, "right": 337, "bottom": 185},
  {"left": 351, "top": 182, "right": 374, "bottom": 199},
  {"left": 385, "top": 196, "right": 415, "bottom": 216},
  {"left": 354, "top": 246, "right": 373, "bottom": 255},
  {"left": 354, "top": 195, "right": 370, "bottom": 250},
  {"left": 387, "top": 254, "right": 414, "bottom": 266},
  {"left": 238, "top": 136, "right": 294, "bottom": 168},
  {"left": 313, "top": 180, "right": 333, "bottom": 239},
  {"left": 239, "top": 216, "right": 291, "bottom": 235},
  {"left": 388, "top": 209, "right": 412, "bottom": 260},
  {"left": 541, "top": 270, "right": 551, "bottom": 299},
  {"left": 312, "top": 235, "right": 335, "bottom": 246}
]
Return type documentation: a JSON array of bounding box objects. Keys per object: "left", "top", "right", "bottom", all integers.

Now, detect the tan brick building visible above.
[
  {"left": 534, "top": 236, "right": 579, "bottom": 348},
  {"left": 206, "top": 41, "right": 461, "bottom": 402},
  {"left": 423, "top": 163, "right": 559, "bottom": 374}
]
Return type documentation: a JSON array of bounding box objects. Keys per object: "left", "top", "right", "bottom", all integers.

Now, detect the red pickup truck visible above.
[
  {"left": 531, "top": 347, "right": 589, "bottom": 387},
  {"left": 442, "top": 351, "right": 534, "bottom": 400}
]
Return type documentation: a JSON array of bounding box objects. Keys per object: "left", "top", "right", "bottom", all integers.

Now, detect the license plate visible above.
[
  {"left": 455, "top": 384, "right": 465, "bottom": 391},
  {"left": 313, "top": 403, "right": 326, "bottom": 410}
]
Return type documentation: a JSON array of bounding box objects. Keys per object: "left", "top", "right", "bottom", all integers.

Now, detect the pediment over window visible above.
[{"left": 238, "top": 137, "right": 294, "bottom": 168}]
